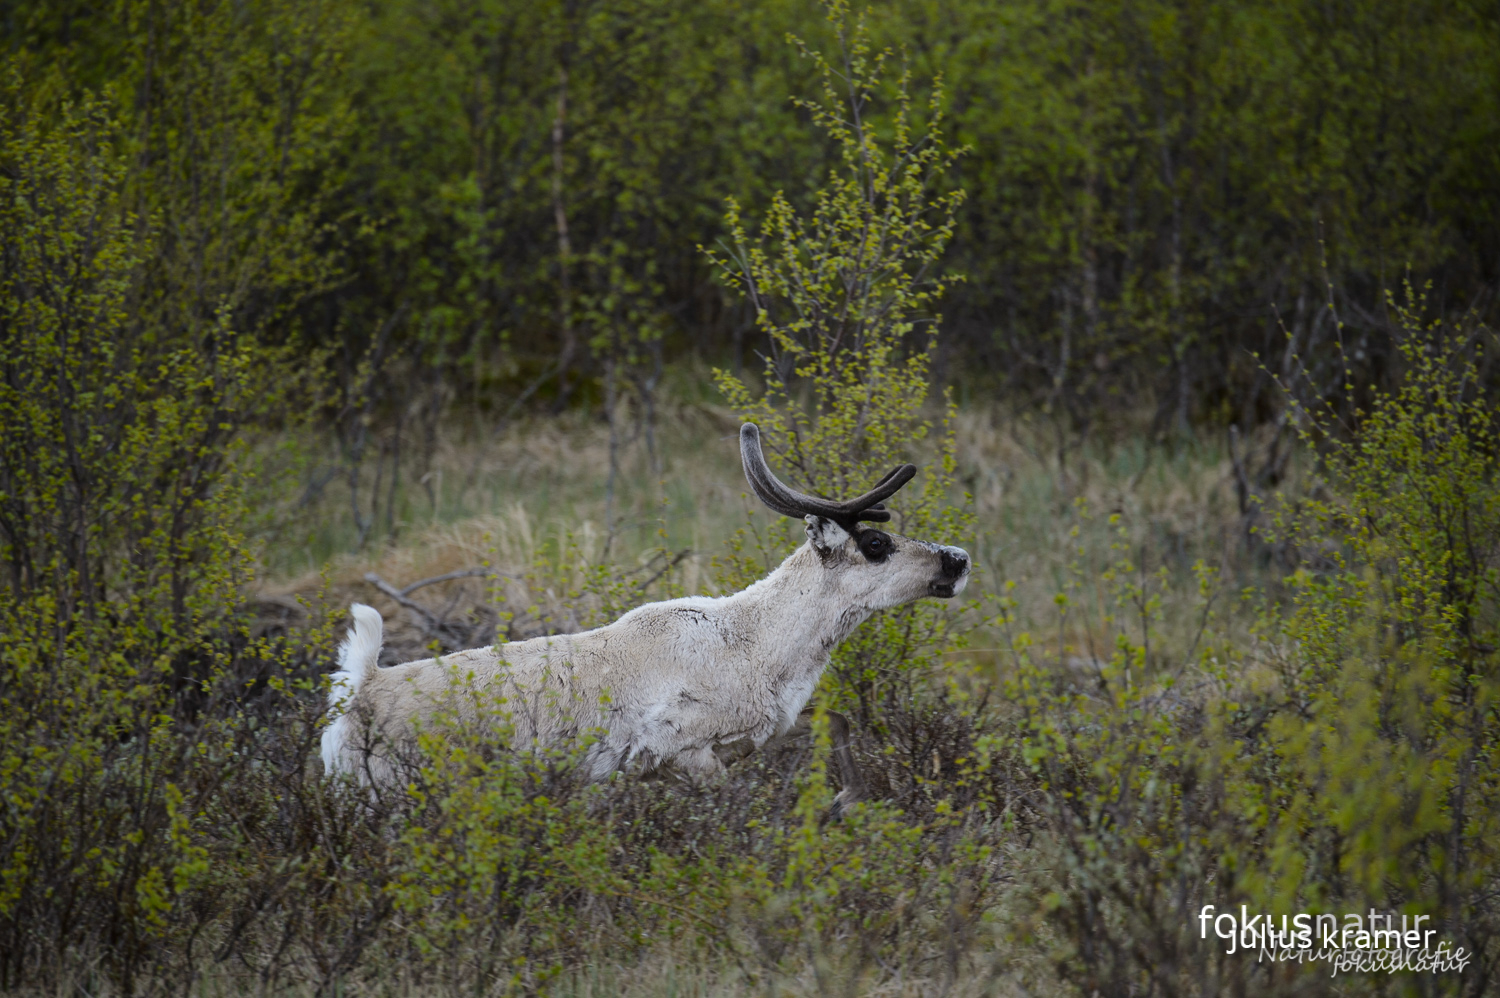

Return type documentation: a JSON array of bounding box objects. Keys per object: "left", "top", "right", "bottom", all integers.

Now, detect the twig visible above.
[
  {"left": 295, "top": 465, "right": 340, "bottom": 509},
  {"left": 364, "top": 573, "right": 440, "bottom": 632},
  {"left": 397, "top": 567, "right": 514, "bottom": 595},
  {"left": 1228, "top": 424, "right": 1253, "bottom": 518},
  {"left": 635, "top": 548, "right": 691, "bottom": 591},
  {"left": 366, "top": 568, "right": 520, "bottom": 650}
]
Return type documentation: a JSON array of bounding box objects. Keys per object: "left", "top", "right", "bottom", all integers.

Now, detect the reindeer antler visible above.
[{"left": 739, "top": 422, "right": 916, "bottom": 529}]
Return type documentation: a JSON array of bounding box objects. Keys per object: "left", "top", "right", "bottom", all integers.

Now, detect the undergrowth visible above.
[{"left": 4, "top": 9, "right": 1499, "bottom": 998}]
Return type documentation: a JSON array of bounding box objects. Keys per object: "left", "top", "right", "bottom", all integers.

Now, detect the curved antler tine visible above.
[
  {"left": 865, "top": 466, "right": 905, "bottom": 492},
  {"left": 740, "top": 423, "right": 833, "bottom": 519},
  {"left": 739, "top": 424, "right": 918, "bottom": 526},
  {"left": 838, "top": 464, "right": 916, "bottom": 518},
  {"left": 852, "top": 465, "right": 907, "bottom": 521}
]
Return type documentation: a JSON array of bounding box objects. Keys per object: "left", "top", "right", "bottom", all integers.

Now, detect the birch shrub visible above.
[
  {"left": 0, "top": 87, "right": 221, "bottom": 987},
  {"left": 1238, "top": 303, "right": 1500, "bottom": 981},
  {"left": 0, "top": 81, "right": 325, "bottom": 991},
  {"left": 1007, "top": 303, "right": 1500, "bottom": 995},
  {"left": 706, "top": 0, "right": 986, "bottom": 806}
]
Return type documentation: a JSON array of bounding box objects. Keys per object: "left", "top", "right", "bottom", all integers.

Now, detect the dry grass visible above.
[
  {"left": 250, "top": 391, "right": 1279, "bottom": 671},
  {"left": 258, "top": 401, "right": 746, "bottom": 578}
]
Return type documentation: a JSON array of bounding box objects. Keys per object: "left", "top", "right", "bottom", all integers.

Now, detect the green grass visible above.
[{"left": 249, "top": 375, "right": 1283, "bottom": 691}]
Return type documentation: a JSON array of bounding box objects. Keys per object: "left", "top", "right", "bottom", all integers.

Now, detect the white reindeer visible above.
[{"left": 322, "top": 423, "right": 970, "bottom": 809}]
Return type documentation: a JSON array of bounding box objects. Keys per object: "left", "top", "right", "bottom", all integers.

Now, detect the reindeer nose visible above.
[{"left": 940, "top": 548, "right": 970, "bottom": 580}]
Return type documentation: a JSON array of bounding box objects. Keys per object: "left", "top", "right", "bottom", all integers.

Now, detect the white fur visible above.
[
  {"left": 321, "top": 603, "right": 384, "bottom": 776},
  {"left": 321, "top": 516, "right": 970, "bottom": 784}
]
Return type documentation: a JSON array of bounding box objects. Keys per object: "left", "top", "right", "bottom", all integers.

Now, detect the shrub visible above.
[
  {"left": 706, "top": 0, "right": 986, "bottom": 807},
  {"left": 1008, "top": 299, "right": 1500, "bottom": 995},
  {"left": 0, "top": 79, "right": 315, "bottom": 992},
  {"left": 1244, "top": 298, "right": 1500, "bottom": 978}
]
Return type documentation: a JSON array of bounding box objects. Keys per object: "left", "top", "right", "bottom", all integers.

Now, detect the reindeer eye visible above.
[{"left": 858, "top": 531, "right": 891, "bottom": 563}]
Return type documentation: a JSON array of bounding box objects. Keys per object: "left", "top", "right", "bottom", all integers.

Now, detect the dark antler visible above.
[{"left": 739, "top": 422, "right": 916, "bottom": 529}]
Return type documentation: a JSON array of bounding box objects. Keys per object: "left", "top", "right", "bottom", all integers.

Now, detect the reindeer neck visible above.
[{"left": 723, "top": 543, "right": 873, "bottom": 664}]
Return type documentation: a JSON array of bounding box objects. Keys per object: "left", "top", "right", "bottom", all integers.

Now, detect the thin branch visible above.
[
  {"left": 363, "top": 572, "right": 440, "bottom": 631},
  {"left": 635, "top": 548, "right": 691, "bottom": 591},
  {"left": 398, "top": 567, "right": 515, "bottom": 595}
]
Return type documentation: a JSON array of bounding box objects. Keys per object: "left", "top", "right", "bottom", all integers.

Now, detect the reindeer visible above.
[{"left": 322, "top": 423, "right": 970, "bottom": 812}]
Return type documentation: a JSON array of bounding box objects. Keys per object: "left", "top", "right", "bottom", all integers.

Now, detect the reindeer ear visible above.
[{"left": 805, "top": 516, "right": 850, "bottom": 557}]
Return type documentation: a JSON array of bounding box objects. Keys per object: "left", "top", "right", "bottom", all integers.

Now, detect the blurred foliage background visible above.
[
  {"left": 8, "top": 0, "right": 1497, "bottom": 454},
  {"left": 3, "top": 0, "right": 1500, "bottom": 994}
]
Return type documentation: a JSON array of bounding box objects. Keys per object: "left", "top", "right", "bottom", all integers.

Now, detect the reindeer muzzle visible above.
[{"left": 928, "top": 546, "right": 971, "bottom": 598}]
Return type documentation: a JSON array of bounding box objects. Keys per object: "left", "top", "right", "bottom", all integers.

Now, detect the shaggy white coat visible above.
[{"left": 322, "top": 516, "right": 969, "bottom": 784}]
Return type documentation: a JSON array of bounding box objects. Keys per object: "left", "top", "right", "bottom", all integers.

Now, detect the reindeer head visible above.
[{"left": 740, "top": 423, "right": 971, "bottom": 610}]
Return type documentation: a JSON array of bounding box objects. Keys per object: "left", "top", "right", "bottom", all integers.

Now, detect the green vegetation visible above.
[
  {"left": 12, "top": 0, "right": 1497, "bottom": 465},
  {"left": 3, "top": 0, "right": 1499, "bottom": 994},
  {"left": 708, "top": 6, "right": 975, "bottom": 756}
]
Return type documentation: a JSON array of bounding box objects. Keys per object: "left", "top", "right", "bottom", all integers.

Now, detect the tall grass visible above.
[{"left": 253, "top": 393, "right": 1269, "bottom": 673}]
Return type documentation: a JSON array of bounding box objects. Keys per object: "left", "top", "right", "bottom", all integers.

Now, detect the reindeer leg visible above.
[
  {"left": 668, "top": 744, "right": 727, "bottom": 784},
  {"left": 712, "top": 735, "right": 757, "bottom": 767},
  {"left": 794, "top": 706, "right": 869, "bottom": 821}
]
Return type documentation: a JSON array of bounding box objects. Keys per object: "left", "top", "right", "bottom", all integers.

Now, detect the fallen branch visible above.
[
  {"left": 397, "top": 567, "right": 515, "bottom": 596},
  {"left": 364, "top": 573, "right": 440, "bottom": 632},
  {"left": 364, "top": 568, "right": 519, "bottom": 652}
]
